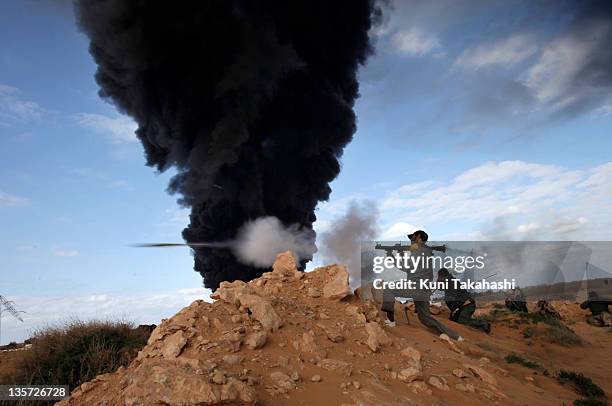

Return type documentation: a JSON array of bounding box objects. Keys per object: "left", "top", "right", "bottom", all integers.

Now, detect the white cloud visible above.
[
  {"left": 74, "top": 113, "right": 138, "bottom": 144},
  {"left": 0, "top": 190, "right": 28, "bottom": 207},
  {"left": 54, "top": 250, "right": 80, "bottom": 257},
  {"left": 523, "top": 22, "right": 612, "bottom": 110},
  {"left": 550, "top": 216, "right": 589, "bottom": 235},
  {"left": 88, "top": 294, "right": 108, "bottom": 302},
  {"left": 178, "top": 287, "right": 208, "bottom": 296},
  {"left": 454, "top": 34, "right": 538, "bottom": 70},
  {"left": 0, "top": 84, "right": 43, "bottom": 124},
  {"left": 379, "top": 160, "right": 612, "bottom": 240},
  {"left": 517, "top": 223, "right": 539, "bottom": 234},
  {"left": 594, "top": 104, "right": 612, "bottom": 117},
  {"left": 313, "top": 219, "right": 331, "bottom": 235},
  {"left": 381, "top": 222, "right": 422, "bottom": 240},
  {"left": 391, "top": 28, "right": 442, "bottom": 57}
]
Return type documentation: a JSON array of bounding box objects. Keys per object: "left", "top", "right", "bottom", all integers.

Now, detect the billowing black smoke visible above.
[{"left": 75, "top": 1, "right": 378, "bottom": 289}]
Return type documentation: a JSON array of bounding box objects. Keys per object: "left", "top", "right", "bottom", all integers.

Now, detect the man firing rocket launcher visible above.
[{"left": 376, "top": 230, "right": 462, "bottom": 340}]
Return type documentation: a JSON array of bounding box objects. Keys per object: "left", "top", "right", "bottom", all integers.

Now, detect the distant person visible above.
[
  {"left": 381, "top": 230, "right": 462, "bottom": 341},
  {"left": 505, "top": 287, "right": 528, "bottom": 313},
  {"left": 580, "top": 291, "right": 611, "bottom": 328},
  {"left": 536, "top": 299, "right": 561, "bottom": 319},
  {"left": 437, "top": 268, "right": 491, "bottom": 334}
]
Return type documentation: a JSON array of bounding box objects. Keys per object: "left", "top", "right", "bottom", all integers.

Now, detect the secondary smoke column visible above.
[
  {"left": 75, "top": 1, "right": 377, "bottom": 289},
  {"left": 319, "top": 200, "right": 379, "bottom": 284}
]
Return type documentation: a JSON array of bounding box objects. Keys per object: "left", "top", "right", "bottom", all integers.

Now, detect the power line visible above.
[{"left": 0, "top": 295, "right": 24, "bottom": 346}]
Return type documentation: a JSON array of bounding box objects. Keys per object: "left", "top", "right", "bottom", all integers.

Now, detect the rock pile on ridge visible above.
[{"left": 58, "top": 252, "right": 610, "bottom": 405}]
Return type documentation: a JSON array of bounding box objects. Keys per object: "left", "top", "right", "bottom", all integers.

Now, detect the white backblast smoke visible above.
[{"left": 233, "top": 216, "right": 317, "bottom": 268}]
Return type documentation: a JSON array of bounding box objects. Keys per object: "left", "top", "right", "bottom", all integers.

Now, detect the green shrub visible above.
[
  {"left": 7, "top": 319, "right": 149, "bottom": 389},
  {"left": 520, "top": 312, "right": 549, "bottom": 324},
  {"left": 574, "top": 398, "right": 607, "bottom": 406},
  {"left": 517, "top": 313, "right": 582, "bottom": 346},
  {"left": 523, "top": 327, "right": 536, "bottom": 338},
  {"left": 504, "top": 354, "right": 546, "bottom": 372},
  {"left": 558, "top": 370, "right": 605, "bottom": 399},
  {"left": 544, "top": 324, "right": 582, "bottom": 346},
  {"left": 475, "top": 309, "right": 503, "bottom": 323}
]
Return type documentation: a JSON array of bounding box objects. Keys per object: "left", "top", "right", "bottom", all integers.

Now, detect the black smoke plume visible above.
[{"left": 75, "top": 0, "right": 378, "bottom": 289}]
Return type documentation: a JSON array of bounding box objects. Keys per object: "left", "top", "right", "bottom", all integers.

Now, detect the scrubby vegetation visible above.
[
  {"left": 474, "top": 308, "right": 582, "bottom": 346},
  {"left": 523, "top": 326, "right": 536, "bottom": 338},
  {"left": 558, "top": 370, "right": 607, "bottom": 406},
  {"left": 515, "top": 313, "right": 582, "bottom": 346},
  {"left": 574, "top": 398, "right": 607, "bottom": 406},
  {"left": 474, "top": 308, "right": 505, "bottom": 323},
  {"left": 2, "top": 319, "right": 149, "bottom": 390},
  {"left": 544, "top": 322, "right": 582, "bottom": 346},
  {"left": 504, "top": 354, "right": 548, "bottom": 374}
]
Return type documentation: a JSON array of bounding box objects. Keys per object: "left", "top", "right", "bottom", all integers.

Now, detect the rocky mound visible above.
[{"left": 58, "top": 252, "right": 610, "bottom": 405}]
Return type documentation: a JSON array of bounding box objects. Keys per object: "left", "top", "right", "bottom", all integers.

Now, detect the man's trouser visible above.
[
  {"left": 451, "top": 302, "right": 490, "bottom": 333},
  {"left": 414, "top": 300, "right": 460, "bottom": 339},
  {"left": 587, "top": 311, "right": 612, "bottom": 327},
  {"left": 382, "top": 288, "right": 460, "bottom": 339}
]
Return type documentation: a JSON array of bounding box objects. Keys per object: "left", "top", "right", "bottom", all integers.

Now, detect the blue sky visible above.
[{"left": 1, "top": 0, "right": 611, "bottom": 343}]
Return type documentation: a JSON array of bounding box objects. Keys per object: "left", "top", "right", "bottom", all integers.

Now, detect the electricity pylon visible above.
[{"left": 0, "top": 295, "right": 24, "bottom": 346}]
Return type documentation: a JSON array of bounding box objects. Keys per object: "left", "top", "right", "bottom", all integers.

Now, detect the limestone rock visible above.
[
  {"left": 220, "top": 378, "right": 257, "bottom": 404},
  {"left": 345, "top": 305, "right": 367, "bottom": 324},
  {"left": 439, "top": 333, "right": 463, "bottom": 354},
  {"left": 223, "top": 354, "right": 245, "bottom": 365},
  {"left": 322, "top": 265, "right": 351, "bottom": 300},
  {"left": 318, "top": 323, "right": 344, "bottom": 343},
  {"left": 270, "top": 371, "right": 294, "bottom": 392},
  {"left": 317, "top": 358, "right": 353, "bottom": 377},
  {"left": 212, "top": 281, "right": 282, "bottom": 331},
  {"left": 244, "top": 332, "right": 267, "bottom": 350},
  {"left": 455, "top": 382, "right": 476, "bottom": 393},
  {"left": 365, "top": 322, "right": 393, "bottom": 352},
  {"left": 408, "top": 381, "right": 432, "bottom": 395},
  {"left": 122, "top": 359, "right": 256, "bottom": 405},
  {"left": 400, "top": 346, "right": 422, "bottom": 370},
  {"left": 463, "top": 364, "right": 497, "bottom": 386},
  {"left": 161, "top": 331, "right": 187, "bottom": 358},
  {"left": 398, "top": 367, "right": 423, "bottom": 383},
  {"left": 299, "top": 330, "right": 327, "bottom": 358},
  {"left": 147, "top": 324, "right": 169, "bottom": 345},
  {"left": 307, "top": 288, "right": 321, "bottom": 298},
  {"left": 452, "top": 368, "right": 468, "bottom": 378},
  {"left": 240, "top": 295, "right": 282, "bottom": 331},
  {"left": 272, "top": 251, "right": 298, "bottom": 276},
  {"left": 428, "top": 376, "right": 449, "bottom": 391},
  {"left": 212, "top": 370, "right": 226, "bottom": 385}
]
